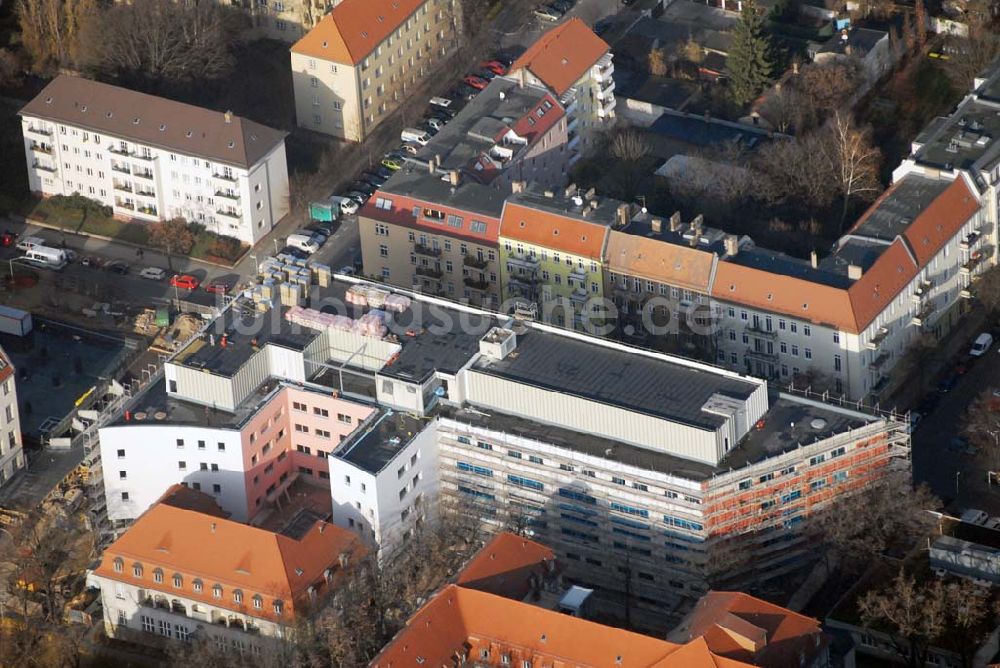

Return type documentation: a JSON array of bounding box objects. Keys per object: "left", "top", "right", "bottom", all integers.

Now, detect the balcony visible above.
[
  {"left": 507, "top": 253, "right": 539, "bottom": 270},
  {"left": 959, "top": 230, "right": 981, "bottom": 251},
  {"left": 961, "top": 252, "right": 984, "bottom": 275},
  {"left": 109, "top": 146, "right": 132, "bottom": 157},
  {"left": 865, "top": 327, "right": 889, "bottom": 350},
  {"left": 464, "top": 277, "right": 490, "bottom": 291},
  {"left": 115, "top": 200, "right": 135, "bottom": 211},
  {"left": 29, "top": 142, "right": 53, "bottom": 154},
  {"left": 212, "top": 172, "right": 238, "bottom": 182},
  {"left": 133, "top": 170, "right": 154, "bottom": 180},
  {"left": 215, "top": 189, "right": 240, "bottom": 201},
  {"left": 595, "top": 79, "right": 616, "bottom": 101},
  {"left": 216, "top": 208, "right": 240, "bottom": 219},
  {"left": 567, "top": 130, "right": 580, "bottom": 150},
  {"left": 135, "top": 188, "right": 156, "bottom": 198},
  {"left": 597, "top": 96, "right": 617, "bottom": 118},
  {"left": 31, "top": 161, "right": 56, "bottom": 173},
  {"left": 871, "top": 374, "right": 890, "bottom": 395},
  {"left": 113, "top": 182, "right": 133, "bottom": 193},
  {"left": 911, "top": 301, "right": 935, "bottom": 327},
  {"left": 134, "top": 151, "right": 154, "bottom": 162},
  {"left": 569, "top": 287, "right": 590, "bottom": 304},
  {"left": 25, "top": 125, "right": 52, "bottom": 137},
  {"left": 413, "top": 242, "right": 442, "bottom": 258},
  {"left": 745, "top": 323, "right": 778, "bottom": 340},
  {"left": 961, "top": 288, "right": 974, "bottom": 299},
  {"left": 911, "top": 279, "right": 933, "bottom": 303},
  {"left": 594, "top": 53, "right": 614, "bottom": 81},
  {"left": 111, "top": 162, "right": 131, "bottom": 174},
  {"left": 137, "top": 205, "right": 158, "bottom": 216},
  {"left": 463, "top": 254, "right": 489, "bottom": 270},
  {"left": 416, "top": 265, "right": 443, "bottom": 279},
  {"left": 745, "top": 347, "right": 778, "bottom": 363},
  {"left": 868, "top": 351, "right": 890, "bottom": 371}
]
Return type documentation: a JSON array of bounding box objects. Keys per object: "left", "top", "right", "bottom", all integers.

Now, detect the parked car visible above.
[
  {"left": 962, "top": 509, "right": 989, "bottom": 525},
  {"left": 336, "top": 197, "right": 360, "bottom": 215},
  {"left": 105, "top": 260, "right": 129, "bottom": 275},
  {"left": 0, "top": 231, "right": 16, "bottom": 247},
  {"left": 304, "top": 225, "right": 331, "bottom": 240},
  {"left": 381, "top": 156, "right": 405, "bottom": 171},
  {"left": 401, "top": 128, "right": 432, "bottom": 146},
  {"left": 480, "top": 60, "right": 507, "bottom": 76},
  {"left": 474, "top": 68, "right": 497, "bottom": 80},
  {"left": 948, "top": 437, "right": 977, "bottom": 456},
  {"left": 279, "top": 246, "right": 309, "bottom": 260},
  {"left": 429, "top": 107, "right": 456, "bottom": 121},
  {"left": 534, "top": 5, "right": 563, "bottom": 21},
  {"left": 345, "top": 191, "right": 369, "bottom": 205},
  {"left": 426, "top": 117, "right": 446, "bottom": 132},
  {"left": 970, "top": 332, "right": 994, "bottom": 356},
  {"left": 138, "top": 267, "right": 166, "bottom": 281},
  {"left": 429, "top": 96, "right": 453, "bottom": 109},
  {"left": 594, "top": 18, "right": 612, "bottom": 35},
  {"left": 80, "top": 256, "right": 101, "bottom": 268},
  {"left": 63, "top": 249, "right": 79, "bottom": 262},
  {"left": 398, "top": 142, "right": 421, "bottom": 156},
  {"left": 204, "top": 281, "right": 230, "bottom": 295},
  {"left": 169, "top": 274, "right": 199, "bottom": 290},
  {"left": 373, "top": 165, "right": 395, "bottom": 179},
  {"left": 550, "top": 0, "right": 574, "bottom": 12},
  {"left": 421, "top": 122, "right": 439, "bottom": 136},
  {"left": 338, "top": 265, "right": 356, "bottom": 276},
  {"left": 937, "top": 373, "right": 959, "bottom": 394},
  {"left": 360, "top": 171, "right": 387, "bottom": 187},
  {"left": 349, "top": 181, "right": 376, "bottom": 196},
  {"left": 463, "top": 75, "right": 489, "bottom": 90}
]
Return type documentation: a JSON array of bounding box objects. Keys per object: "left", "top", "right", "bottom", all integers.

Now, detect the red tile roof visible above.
[
  {"left": 901, "top": 177, "right": 979, "bottom": 266},
  {"left": 510, "top": 18, "right": 610, "bottom": 96},
  {"left": 291, "top": 0, "right": 426, "bottom": 64},
  {"left": 454, "top": 532, "right": 556, "bottom": 600},
  {"left": 93, "top": 494, "right": 366, "bottom": 620},
  {"left": 500, "top": 201, "right": 611, "bottom": 259},
  {"left": 359, "top": 191, "right": 501, "bottom": 244}
]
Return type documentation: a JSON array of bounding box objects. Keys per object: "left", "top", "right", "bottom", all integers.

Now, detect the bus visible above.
[{"left": 23, "top": 245, "right": 67, "bottom": 270}]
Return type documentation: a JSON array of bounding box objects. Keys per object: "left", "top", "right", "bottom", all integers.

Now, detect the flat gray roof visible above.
[
  {"left": 335, "top": 410, "right": 429, "bottom": 474},
  {"left": 379, "top": 163, "right": 507, "bottom": 219},
  {"left": 913, "top": 95, "right": 1000, "bottom": 173},
  {"left": 472, "top": 328, "right": 760, "bottom": 430},
  {"left": 507, "top": 185, "right": 625, "bottom": 228}
]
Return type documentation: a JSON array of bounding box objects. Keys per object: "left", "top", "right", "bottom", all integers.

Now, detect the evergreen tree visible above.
[{"left": 725, "top": 1, "right": 774, "bottom": 107}]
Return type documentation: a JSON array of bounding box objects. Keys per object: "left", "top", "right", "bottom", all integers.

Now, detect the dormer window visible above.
[
  {"left": 133, "top": 563, "right": 143, "bottom": 578},
  {"left": 233, "top": 589, "right": 243, "bottom": 604},
  {"left": 153, "top": 568, "right": 164, "bottom": 584},
  {"left": 193, "top": 579, "right": 203, "bottom": 593},
  {"left": 273, "top": 600, "right": 284, "bottom": 614},
  {"left": 172, "top": 574, "right": 183, "bottom": 588},
  {"left": 212, "top": 584, "right": 223, "bottom": 599},
  {"left": 252, "top": 595, "right": 263, "bottom": 609}
]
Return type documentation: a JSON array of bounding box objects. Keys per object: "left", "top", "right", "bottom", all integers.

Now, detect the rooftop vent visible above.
[
  {"left": 479, "top": 327, "right": 517, "bottom": 361},
  {"left": 132, "top": 117, "right": 140, "bottom": 125},
  {"left": 810, "top": 418, "right": 827, "bottom": 430}
]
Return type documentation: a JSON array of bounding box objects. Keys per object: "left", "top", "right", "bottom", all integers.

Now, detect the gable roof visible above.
[
  {"left": 454, "top": 532, "right": 556, "bottom": 600},
  {"left": 900, "top": 177, "right": 979, "bottom": 266},
  {"left": 509, "top": 18, "right": 610, "bottom": 96},
  {"left": 291, "top": 0, "right": 425, "bottom": 64},
  {"left": 156, "top": 483, "right": 230, "bottom": 519},
  {"left": 500, "top": 201, "right": 612, "bottom": 259},
  {"left": 20, "top": 76, "right": 286, "bottom": 169},
  {"left": 605, "top": 229, "right": 717, "bottom": 293},
  {"left": 673, "top": 591, "right": 827, "bottom": 667},
  {"left": 93, "top": 498, "right": 365, "bottom": 619}
]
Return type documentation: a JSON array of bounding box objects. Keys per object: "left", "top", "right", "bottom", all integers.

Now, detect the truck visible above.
[
  {"left": 0, "top": 305, "right": 32, "bottom": 337},
  {"left": 23, "top": 245, "right": 68, "bottom": 270},
  {"left": 309, "top": 200, "right": 341, "bottom": 224}
]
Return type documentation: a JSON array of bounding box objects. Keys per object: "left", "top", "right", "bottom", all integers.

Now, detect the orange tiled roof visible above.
[
  {"left": 605, "top": 229, "right": 717, "bottom": 293},
  {"left": 156, "top": 483, "right": 230, "bottom": 519},
  {"left": 0, "top": 346, "right": 12, "bottom": 386},
  {"left": 713, "top": 177, "right": 978, "bottom": 334},
  {"left": 291, "top": 0, "right": 426, "bottom": 64},
  {"left": 93, "top": 497, "right": 365, "bottom": 620},
  {"left": 509, "top": 18, "right": 610, "bottom": 96},
  {"left": 675, "top": 591, "right": 827, "bottom": 667},
  {"left": 500, "top": 201, "right": 610, "bottom": 259},
  {"left": 371, "top": 585, "right": 752, "bottom": 668},
  {"left": 454, "top": 532, "right": 556, "bottom": 600}
]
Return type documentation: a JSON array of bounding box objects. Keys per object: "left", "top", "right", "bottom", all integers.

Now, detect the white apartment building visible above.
[
  {"left": 290, "top": 0, "right": 458, "bottom": 141},
  {"left": 0, "top": 342, "right": 26, "bottom": 489},
  {"left": 88, "top": 486, "right": 363, "bottom": 652},
  {"left": 507, "top": 18, "right": 616, "bottom": 154},
  {"left": 20, "top": 75, "right": 289, "bottom": 246}
]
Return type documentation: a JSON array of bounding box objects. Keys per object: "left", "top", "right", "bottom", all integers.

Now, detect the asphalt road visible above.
[{"left": 911, "top": 340, "right": 1000, "bottom": 516}]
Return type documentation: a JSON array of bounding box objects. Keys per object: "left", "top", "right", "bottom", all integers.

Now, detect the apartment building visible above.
[
  {"left": 290, "top": 0, "right": 458, "bottom": 141},
  {"left": 20, "top": 76, "right": 289, "bottom": 246},
  {"left": 499, "top": 184, "right": 629, "bottom": 328},
  {"left": 99, "top": 382, "right": 376, "bottom": 526},
  {"left": 88, "top": 485, "right": 364, "bottom": 653},
  {"left": 507, "top": 18, "right": 616, "bottom": 152},
  {"left": 372, "top": 531, "right": 829, "bottom": 667},
  {"left": 0, "top": 342, "right": 26, "bottom": 489}
]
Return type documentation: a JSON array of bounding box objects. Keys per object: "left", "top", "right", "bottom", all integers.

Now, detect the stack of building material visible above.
[
  {"left": 383, "top": 294, "right": 412, "bottom": 313},
  {"left": 356, "top": 311, "right": 388, "bottom": 338}
]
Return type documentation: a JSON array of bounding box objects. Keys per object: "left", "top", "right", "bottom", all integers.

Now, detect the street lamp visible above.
[{"left": 7, "top": 256, "right": 30, "bottom": 281}]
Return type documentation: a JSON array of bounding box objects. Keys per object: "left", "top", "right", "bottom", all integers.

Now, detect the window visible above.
[
  {"left": 213, "top": 484, "right": 221, "bottom": 493},
  {"left": 253, "top": 595, "right": 263, "bottom": 609},
  {"left": 193, "top": 579, "right": 203, "bottom": 593},
  {"left": 375, "top": 197, "right": 393, "bottom": 210},
  {"left": 612, "top": 476, "right": 625, "bottom": 486},
  {"left": 833, "top": 332, "right": 840, "bottom": 344},
  {"left": 173, "top": 574, "right": 182, "bottom": 588},
  {"left": 803, "top": 325, "right": 811, "bottom": 337},
  {"left": 133, "top": 563, "right": 143, "bottom": 577},
  {"left": 528, "top": 455, "right": 543, "bottom": 465},
  {"left": 197, "top": 440, "right": 205, "bottom": 450},
  {"left": 153, "top": 569, "right": 164, "bottom": 584},
  {"left": 507, "top": 474, "right": 543, "bottom": 491},
  {"left": 212, "top": 584, "right": 223, "bottom": 599},
  {"left": 810, "top": 454, "right": 826, "bottom": 465},
  {"left": 113, "top": 557, "right": 124, "bottom": 573},
  {"left": 507, "top": 450, "right": 522, "bottom": 459},
  {"left": 176, "top": 439, "right": 184, "bottom": 448},
  {"left": 218, "top": 442, "right": 225, "bottom": 452},
  {"left": 804, "top": 348, "right": 812, "bottom": 360},
  {"left": 178, "top": 461, "right": 187, "bottom": 471},
  {"left": 121, "top": 492, "right": 130, "bottom": 501},
  {"left": 119, "top": 470, "right": 127, "bottom": 480},
  {"left": 233, "top": 590, "right": 243, "bottom": 604}
]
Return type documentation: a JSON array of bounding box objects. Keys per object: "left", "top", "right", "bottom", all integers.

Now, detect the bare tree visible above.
[
  {"left": 148, "top": 218, "right": 195, "bottom": 271},
  {"left": 16, "top": 0, "right": 95, "bottom": 73},
  {"left": 795, "top": 61, "right": 863, "bottom": 128},
  {"left": 648, "top": 48, "right": 668, "bottom": 77},
  {"left": 757, "top": 84, "right": 805, "bottom": 134},
  {"left": 606, "top": 128, "right": 651, "bottom": 201},
  {"left": 826, "top": 112, "right": 882, "bottom": 229},
  {"left": 0, "top": 50, "right": 22, "bottom": 89},
  {"left": 78, "top": 0, "right": 248, "bottom": 90},
  {"left": 962, "top": 389, "right": 1000, "bottom": 478},
  {"left": 942, "top": 28, "right": 1000, "bottom": 91},
  {"left": 859, "top": 569, "right": 948, "bottom": 668}
]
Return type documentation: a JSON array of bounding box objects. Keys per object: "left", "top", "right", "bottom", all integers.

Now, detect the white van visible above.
[
  {"left": 970, "top": 332, "right": 994, "bottom": 357},
  {"left": 401, "top": 128, "right": 431, "bottom": 146},
  {"left": 429, "top": 96, "right": 453, "bottom": 109},
  {"left": 16, "top": 236, "right": 45, "bottom": 252},
  {"left": 23, "top": 245, "right": 67, "bottom": 270},
  {"left": 285, "top": 233, "right": 320, "bottom": 255}
]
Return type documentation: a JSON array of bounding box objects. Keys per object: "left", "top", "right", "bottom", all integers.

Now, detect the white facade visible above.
[
  {"left": 99, "top": 424, "right": 248, "bottom": 524},
  {"left": 88, "top": 572, "right": 284, "bottom": 652},
  {"left": 327, "top": 419, "right": 440, "bottom": 556},
  {"left": 20, "top": 117, "right": 289, "bottom": 246},
  {"left": 0, "top": 353, "right": 25, "bottom": 489}
]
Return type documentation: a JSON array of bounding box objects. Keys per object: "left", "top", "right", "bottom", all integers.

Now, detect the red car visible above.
[
  {"left": 169, "top": 274, "right": 200, "bottom": 290},
  {"left": 204, "top": 281, "right": 229, "bottom": 295},
  {"left": 0, "top": 232, "right": 16, "bottom": 248},
  {"left": 463, "top": 75, "right": 489, "bottom": 91},
  {"left": 480, "top": 60, "right": 508, "bottom": 76}
]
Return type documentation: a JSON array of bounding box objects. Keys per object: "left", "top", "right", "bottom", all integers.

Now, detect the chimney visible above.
[
  {"left": 511, "top": 180, "right": 525, "bottom": 194},
  {"left": 210, "top": 522, "right": 217, "bottom": 533},
  {"left": 810, "top": 250, "right": 818, "bottom": 269},
  {"left": 584, "top": 187, "right": 596, "bottom": 199},
  {"left": 224, "top": 110, "right": 233, "bottom": 124},
  {"left": 615, "top": 203, "right": 630, "bottom": 228},
  {"left": 669, "top": 211, "right": 682, "bottom": 232},
  {"left": 689, "top": 232, "right": 699, "bottom": 247},
  {"left": 543, "top": 189, "right": 555, "bottom": 198},
  {"left": 516, "top": 68, "right": 526, "bottom": 88},
  {"left": 725, "top": 234, "right": 739, "bottom": 257},
  {"left": 428, "top": 160, "right": 436, "bottom": 174},
  {"left": 449, "top": 170, "right": 460, "bottom": 186},
  {"left": 434, "top": 154, "right": 442, "bottom": 168},
  {"left": 691, "top": 213, "right": 704, "bottom": 231},
  {"left": 319, "top": 523, "right": 326, "bottom": 533},
  {"left": 589, "top": 199, "right": 599, "bottom": 209},
  {"left": 564, "top": 183, "right": 576, "bottom": 197},
  {"left": 848, "top": 263, "right": 863, "bottom": 280},
  {"left": 651, "top": 218, "right": 662, "bottom": 233}
]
